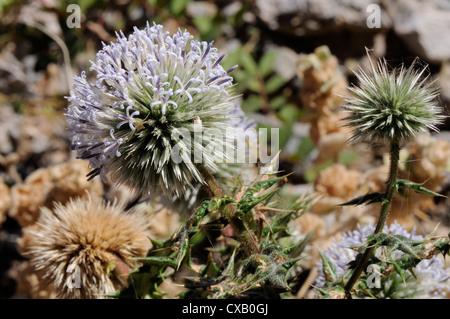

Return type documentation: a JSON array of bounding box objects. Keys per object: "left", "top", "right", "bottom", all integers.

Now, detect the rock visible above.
[
  {"left": 0, "top": 106, "right": 22, "bottom": 155},
  {"left": 439, "top": 61, "right": 450, "bottom": 102},
  {"left": 385, "top": 0, "right": 450, "bottom": 64},
  {"left": 256, "top": 0, "right": 391, "bottom": 36},
  {"left": 186, "top": 1, "right": 218, "bottom": 18},
  {"left": 271, "top": 45, "right": 299, "bottom": 81}
]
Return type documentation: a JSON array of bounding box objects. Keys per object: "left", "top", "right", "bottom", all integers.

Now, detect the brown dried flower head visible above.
[{"left": 23, "top": 195, "right": 151, "bottom": 298}]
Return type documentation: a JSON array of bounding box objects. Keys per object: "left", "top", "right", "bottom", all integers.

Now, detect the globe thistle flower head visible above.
[
  {"left": 315, "top": 222, "right": 449, "bottom": 298},
  {"left": 23, "top": 195, "right": 152, "bottom": 299},
  {"left": 66, "top": 22, "right": 239, "bottom": 197},
  {"left": 343, "top": 55, "right": 444, "bottom": 144}
]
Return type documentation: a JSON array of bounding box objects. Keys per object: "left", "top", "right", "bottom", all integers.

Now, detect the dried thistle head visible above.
[
  {"left": 343, "top": 54, "right": 445, "bottom": 144},
  {"left": 66, "top": 22, "right": 240, "bottom": 197},
  {"left": 23, "top": 195, "right": 151, "bottom": 299}
]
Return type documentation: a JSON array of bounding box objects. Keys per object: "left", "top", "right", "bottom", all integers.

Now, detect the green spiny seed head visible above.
[{"left": 343, "top": 55, "right": 445, "bottom": 144}]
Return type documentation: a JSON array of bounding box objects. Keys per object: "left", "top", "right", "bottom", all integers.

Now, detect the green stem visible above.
[
  {"left": 198, "top": 165, "right": 260, "bottom": 256},
  {"left": 344, "top": 140, "right": 400, "bottom": 298}
]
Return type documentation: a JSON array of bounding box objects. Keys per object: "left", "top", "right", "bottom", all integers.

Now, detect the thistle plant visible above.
[
  {"left": 116, "top": 157, "right": 316, "bottom": 299},
  {"left": 337, "top": 53, "right": 447, "bottom": 297},
  {"left": 66, "top": 22, "right": 239, "bottom": 198},
  {"left": 315, "top": 223, "right": 450, "bottom": 299},
  {"left": 62, "top": 22, "right": 317, "bottom": 299},
  {"left": 66, "top": 22, "right": 263, "bottom": 258}
]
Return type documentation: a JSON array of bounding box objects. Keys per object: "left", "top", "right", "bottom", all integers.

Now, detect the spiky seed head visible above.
[
  {"left": 23, "top": 195, "right": 151, "bottom": 299},
  {"left": 343, "top": 55, "right": 444, "bottom": 144},
  {"left": 66, "top": 22, "right": 241, "bottom": 197}
]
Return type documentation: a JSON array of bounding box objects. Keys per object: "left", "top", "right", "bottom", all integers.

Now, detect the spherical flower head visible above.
[
  {"left": 66, "top": 22, "right": 239, "bottom": 197},
  {"left": 343, "top": 56, "right": 445, "bottom": 144},
  {"left": 23, "top": 195, "right": 151, "bottom": 299},
  {"left": 315, "top": 222, "right": 449, "bottom": 298}
]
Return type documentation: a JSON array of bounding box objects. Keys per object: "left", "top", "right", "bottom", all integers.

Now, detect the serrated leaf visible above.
[
  {"left": 241, "top": 94, "right": 263, "bottom": 112},
  {"left": 265, "top": 74, "right": 285, "bottom": 93},
  {"left": 193, "top": 16, "right": 213, "bottom": 35},
  {"left": 259, "top": 51, "right": 277, "bottom": 77},
  {"left": 247, "top": 77, "right": 261, "bottom": 92},
  {"left": 240, "top": 51, "right": 258, "bottom": 74},
  {"left": 269, "top": 96, "right": 285, "bottom": 110},
  {"left": 279, "top": 104, "right": 299, "bottom": 124},
  {"left": 170, "top": 0, "right": 190, "bottom": 16}
]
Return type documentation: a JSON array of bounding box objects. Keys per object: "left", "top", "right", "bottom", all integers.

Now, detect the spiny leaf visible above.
[
  {"left": 201, "top": 252, "right": 220, "bottom": 278},
  {"left": 393, "top": 254, "right": 421, "bottom": 271},
  {"left": 221, "top": 249, "right": 237, "bottom": 279},
  {"left": 366, "top": 233, "right": 422, "bottom": 258},
  {"left": 312, "top": 285, "right": 330, "bottom": 298},
  {"left": 183, "top": 276, "right": 225, "bottom": 289},
  {"left": 208, "top": 196, "right": 234, "bottom": 211},
  {"left": 177, "top": 236, "right": 190, "bottom": 270},
  {"left": 319, "top": 251, "right": 338, "bottom": 282},
  {"left": 238, "top": 174, "right": 289, "bottom": 214},
  {"left": 135, "top": 256, "right": 178, "bottom": 269},
  {"left": 339, "top": 192, "right": 386, "bottom": 206},
  {"left": 287, "top": 230, "right": 314, "bottom": 258},
  {"left": 149, "top": 237, "right": 164, "bottom": 249},
  {"left": 435, "top": 237, "right": 450, "bottom": 258},
  {"left": 395, "top": 179, "right": 447, "bottom": 198},
  {"left": 262, "top": 225, "right": 289, "bottom": 237}
]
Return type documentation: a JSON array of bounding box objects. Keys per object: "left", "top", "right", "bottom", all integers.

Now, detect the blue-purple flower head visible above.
[
  {"left": 66, "top": 23, "right": 243, "bottom": 197},
  {"left": 315, "top": 222, "right": 449, "bottom": 298}
]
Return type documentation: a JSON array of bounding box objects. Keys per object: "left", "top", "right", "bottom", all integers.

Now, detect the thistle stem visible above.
[
  {"left": 198, "top": 165, "right": 260, "bottom": 256},
  {"left": 344, "top": 140, "right": 400, "bottom": 298}
]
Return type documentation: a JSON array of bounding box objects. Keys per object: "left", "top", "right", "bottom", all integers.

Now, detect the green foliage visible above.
[
  {"left": 223, "top": 45, "right": 296, "bottom": 148},
  {"left": 318, "top": 231, "right": 450, "bottom": 299},
  {"left": 395, "top": 179, "right": 447, "bottom": 198},
  {"left": 116, "top": 167, "right": 315, "bottom": 299}
]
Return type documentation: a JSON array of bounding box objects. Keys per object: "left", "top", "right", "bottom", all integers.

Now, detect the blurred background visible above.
[{"left": 0, "top": 0, "right": 449, "bottom": 299}]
